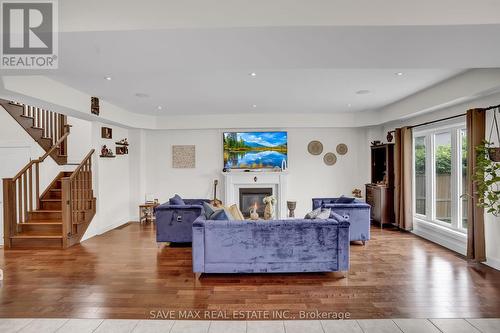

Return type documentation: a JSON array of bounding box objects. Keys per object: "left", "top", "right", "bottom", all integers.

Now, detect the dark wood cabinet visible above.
[{"left": 366, "top": 144, "right": 395, "bottom": 227}]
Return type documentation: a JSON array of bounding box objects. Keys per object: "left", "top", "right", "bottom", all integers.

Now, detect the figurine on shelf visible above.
[
  {"left": 107, "top": 148, "right": 114, "bottom": 157},
  {"left": 117, "top": 138, "right": 128, "bottom": 145},
  {"left": 101, "top": 145, "right": 108, "bottom": 156}
]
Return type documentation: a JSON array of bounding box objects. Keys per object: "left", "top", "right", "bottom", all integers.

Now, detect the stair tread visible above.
[
  {"left": 32, "top": 209, "right": 61, "bottom": 213},
  {"left": 22, "top": 221, "right": 62, "bottom": 225},
  {"left": 40, "top": 198, "right": 62, "bottom": 202},
  {"left": 20, "top": 114, "right": 34, "bottom": 119},
  {"left": 12, "top": 232, "right": 62, "bottom": 239},
  {"left": 31, "top": 126, "right": 43, "bottom": 130}
]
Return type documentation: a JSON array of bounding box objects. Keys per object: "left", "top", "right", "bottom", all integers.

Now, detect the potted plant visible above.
[
  {"left": 487, "top": 109, "right": 500, "bottom": 162},
  {"left": 473, "top": 141, "right": 500, "bottom": 216}
]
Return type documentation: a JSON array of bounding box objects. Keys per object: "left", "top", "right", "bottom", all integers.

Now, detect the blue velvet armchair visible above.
[
  {"left": 155, "top": 198, "right": 209, "bottom": 243},
  {"left": 312, "top": 198, "right": 371, "bottom": 244}
]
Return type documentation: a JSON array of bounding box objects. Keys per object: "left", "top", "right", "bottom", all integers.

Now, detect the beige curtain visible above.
[
  {"left": 394, "top": 127, "right": 413, "bottom": 230},
  {"left": 466, "top": 108, "right": 486, "bottom": 261}
]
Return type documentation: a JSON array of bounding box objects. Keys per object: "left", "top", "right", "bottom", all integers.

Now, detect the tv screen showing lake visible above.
[{"left": 223, "top": 132, "right": 288, "bottom": 169}]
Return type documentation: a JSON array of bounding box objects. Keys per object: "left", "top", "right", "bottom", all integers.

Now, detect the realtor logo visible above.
[{"left": 1, "top": 0, "right": 58, "bottom": 68}]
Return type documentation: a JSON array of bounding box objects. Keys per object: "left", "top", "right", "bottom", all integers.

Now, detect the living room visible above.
[{"left": 1, "top": 1, "right": 500, "bottom": 332}]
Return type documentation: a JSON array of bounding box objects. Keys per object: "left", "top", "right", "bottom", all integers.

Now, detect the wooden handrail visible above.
[
  {"left": 12, "top": 132, "right": 70, "bottom": 181},
  {"left": 12, "top": 160, "right": 37, "bottom": 181},
  {"left": 69, "top": 149, "right": 95, "bottom": 180},
  {"left": 40, "top": 131, "right": 70, "bottom": 162}
]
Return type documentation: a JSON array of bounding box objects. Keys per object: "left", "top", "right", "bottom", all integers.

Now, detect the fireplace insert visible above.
[{"left": 239, "top": 187, "right": 273, "bottom": 218}]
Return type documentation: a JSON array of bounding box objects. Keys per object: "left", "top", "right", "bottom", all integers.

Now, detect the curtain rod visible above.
[{"left": 388, "top": 103, "right": 500, "bottom": 132}]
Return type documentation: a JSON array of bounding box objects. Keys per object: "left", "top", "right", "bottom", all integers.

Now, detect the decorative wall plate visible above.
[
  {"left": 308, "top": 140, "right": 323, "bottom": 155},
  {"left": 336, "top": 143, "right": 348, "bottom": 155},
  {"left": 323, "top": 152, "right": 337, "bottom": 166}
]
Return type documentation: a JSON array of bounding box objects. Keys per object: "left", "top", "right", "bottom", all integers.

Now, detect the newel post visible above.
[
  {"left": 61, "top": 177, "right": 71, "bottom": 248},
  {"left": 2, "top": 178, "right": 15, "bottom": 248}
]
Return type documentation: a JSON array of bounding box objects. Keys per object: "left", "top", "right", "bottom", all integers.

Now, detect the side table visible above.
[{"left": 139, "top": 203, "right": 159, "bottom": 223}]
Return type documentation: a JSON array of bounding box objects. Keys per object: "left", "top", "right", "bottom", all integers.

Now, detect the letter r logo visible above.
[{"left": 2, "top": 2, "right": 53, "bottom": 54}]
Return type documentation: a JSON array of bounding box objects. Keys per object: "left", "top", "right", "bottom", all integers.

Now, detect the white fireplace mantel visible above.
[{"left": 222, "top": 171, "right": 288, "bottom": 219}]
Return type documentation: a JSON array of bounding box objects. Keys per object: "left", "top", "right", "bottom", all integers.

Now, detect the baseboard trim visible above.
[
  {"left": 81, "top": 217, "right": 135, "bottom": 242},
  {"left": 485, "top": 256, "right": 500, "bottom": 271},
  {"left": 412, "top": 219, "right": 467, "bottom": 256}
]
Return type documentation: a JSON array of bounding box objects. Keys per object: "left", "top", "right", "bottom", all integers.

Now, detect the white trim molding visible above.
[
  {"left": 485, "top": 256, "right": 500, "bottom": 271},
  {"left": 222, "top": 171, "right": 288, "bottom": 219},
  {"left": 412, "top": 217, "right": 467, "bottom": 256}
]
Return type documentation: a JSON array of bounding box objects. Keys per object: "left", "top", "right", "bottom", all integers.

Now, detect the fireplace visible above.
[{"left": 239, "top": 187, "right": 273, "bottom": 218}]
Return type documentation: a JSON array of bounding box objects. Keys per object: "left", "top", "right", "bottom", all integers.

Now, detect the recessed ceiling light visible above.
[
  {"left": 249, "top": 72, "right": 257, "bottom": 77},
  {"left": 252, "top": 104, "right": 257, "bottom": 108},
  {"left": 135, "top": 93, "right": 149, "bottom": 98},
  {"left": 104, "top": 76, "right": 112, "bottom": 81},
  {"left": 356, "top": 90, "right": 371, "bottom": 95},
  {"left": 157, "top": 106, "right": 163, "bottom": 110},
  {"left": 347, "top": 103, "right": 352, "bottom": 107},
  {"left": 395, "top": 72, "right": 404, "bottom": 76}
]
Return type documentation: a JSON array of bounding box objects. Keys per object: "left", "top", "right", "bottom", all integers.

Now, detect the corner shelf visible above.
[{"left": 99, "top": 155, "right": 116, "bottom": 158}]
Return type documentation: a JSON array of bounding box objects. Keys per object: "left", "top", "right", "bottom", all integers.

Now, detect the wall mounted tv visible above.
[{"left": 223, "top": 131, "right": 288, "bottom": 169}]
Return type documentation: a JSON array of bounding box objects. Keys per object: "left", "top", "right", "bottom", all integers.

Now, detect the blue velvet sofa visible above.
[
  {"left": 312, "top": 198, "right": 371, "bottom": 244},
  {"left": 192, "top": 216, "right": 350, "bottom": 274},
  {"left": 155, "top": 198, "right": 209, "bottom": 243}
]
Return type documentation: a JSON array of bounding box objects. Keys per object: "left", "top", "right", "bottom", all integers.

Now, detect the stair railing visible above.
[
  {"left": 2, "top": 132, "right": 70, "bottom": 248},
  {"left": 61, "top": 149, "right": 95, "bottom": 247},
  {"left": 11, "top": 101, "right": 68, "bottom": 155}
]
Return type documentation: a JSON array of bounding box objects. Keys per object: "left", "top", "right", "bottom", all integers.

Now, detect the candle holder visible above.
[{"left": 287, "top": 201, "right": 297, "bottom": 218}]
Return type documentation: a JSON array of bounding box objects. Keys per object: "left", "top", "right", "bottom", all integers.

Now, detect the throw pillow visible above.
[
  {"left": 169, "top": 194, "right": 185, "bottom": 205},
  {"left": 305, "top": 207, "right": 322, "bottom": 219},
  {"left": 209, "top": 208, "right": 234, "bottom": 221},
  {"left": 203, "top": 202, "right": 217, "bottom": 219},
  {"left": 228, "top": 204, "right": 244, "bottom": 220},
  {"left": 315, "top": 208, "right": 331, "bottom": 219},
  {"left": 335, "top": 195, "right": 355, "bottom": 204}
]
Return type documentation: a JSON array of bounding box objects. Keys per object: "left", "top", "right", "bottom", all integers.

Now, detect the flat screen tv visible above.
[{"left": 223, "top": 131, "right": 288, "bottom": 169}]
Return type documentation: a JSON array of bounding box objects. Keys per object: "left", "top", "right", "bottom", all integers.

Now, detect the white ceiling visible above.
[
  {"left": 58, "top": 0, "right": 500, "bottom": 31},
  {"left": 5, "top": 2, "right": 500, "bottom": 118},
  {"left": 50, "top": 68, "right": 464, "bottom": 116}
]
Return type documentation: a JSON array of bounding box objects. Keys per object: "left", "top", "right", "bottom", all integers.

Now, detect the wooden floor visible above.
[{"left": 1, "top": 223, "right": 500, "bottom": 319}]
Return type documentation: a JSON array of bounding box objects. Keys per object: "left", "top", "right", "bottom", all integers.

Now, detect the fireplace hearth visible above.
[{"left": 239, "top": 187, "right": 273, "bottom": 218}]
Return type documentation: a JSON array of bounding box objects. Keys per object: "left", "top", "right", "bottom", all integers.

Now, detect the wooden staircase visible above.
[
  {"left": 2, "top": 100, "right": 96, "bottom": 249},
  {"left": 0, "top": 99, "right": 70, "bottom": 165}
]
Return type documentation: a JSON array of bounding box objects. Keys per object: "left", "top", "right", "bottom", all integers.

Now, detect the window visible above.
[
  {"left": 435, "top": 132, "right": 452, "bottom": 223},
  {"left": 414, "top": 136, "right": 426, "bottom": 215},
  {"left": 413, "top": 122, "right": 468, "bottom": 233},
  {"left": 460, "top": 129, "right": 468, "bottom": 230}
]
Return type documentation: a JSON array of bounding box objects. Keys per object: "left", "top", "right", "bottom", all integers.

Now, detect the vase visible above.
[
  {"left": 264, "top": 202, "right": 274, "bottom": 220},
  {"left": 287, "top": 201, "right": 296, "bottom": 218},
  {"left": 249, "top": 204, "right": 259, "bottom": 220}
]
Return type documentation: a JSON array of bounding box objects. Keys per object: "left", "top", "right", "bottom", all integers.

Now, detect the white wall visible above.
[
  {"left": 67, "top": 116, "right": 93, "bottom": 163},
  {"left": 82, "top": 121, "right": 136, "bottom": 240},
  {"left": 143, "top": 127, "right": 371, "bottom": 218}
]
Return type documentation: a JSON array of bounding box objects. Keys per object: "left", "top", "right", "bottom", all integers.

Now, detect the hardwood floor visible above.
[{"left": 1, "top": 223, "right": 500, "bottom": 319}]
